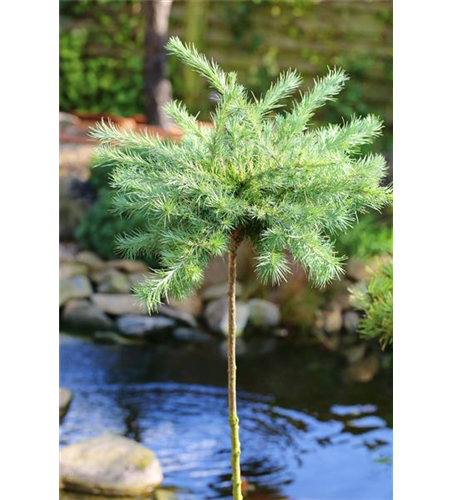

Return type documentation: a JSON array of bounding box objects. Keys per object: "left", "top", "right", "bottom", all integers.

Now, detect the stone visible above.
[
  {"left": 343, "top": 354, "right": 379, "bottom": 383},
  {"left": 60, "top": 492, "right": 141, "bottom": 500},
  {"left": 173, "top": 327, "right": 212, "bottom": 343},
  {"left": 158, "top": 305, "right": 198, "bottom": 328},
  {"left": 204, "top": 297, "right": 249, "bottom": 336},
  {"left": 60, "top": 263, "right": 89, "bottom": 280},
  {"left": 323, "top": 307, "right": 343, "bottom": 333},
  {"left": 59, "top": 435, "right": 163, "bottom": 495},
  {"left": 62, "top": 299, "right": 114, "bottom": 330},
  {"left": 60, "top": 387, "right": 72, "bottom": 420},
  {"left": 343, "top": 343, "right": 367, "bottom": 364},
  {"left": 201, "top": 282, "right": 243, "bottom": 301},
  {"left": 346, "top": 258, "right": 369, "bottom": 282},
  {"left": 247, "top": 299, "right": 281, "bottom": 328},
  {"left": 343, "top": 311, "right": 361, "bottom": 333},
  {"left": 106, "top": 259, "right": 149, "bottom": 274},
  {"left": 92, "top": 294, "right": 146, "bottom": 316},
  {"left": 168, "top": 295, "right": 203, "bottom": 317},
  {"left": 330, "top": 286, "right": 352, "bottom": 310},
  {"left": 117, "top": 315, "right": 176, "bottom": 337},
  {"left": 60, "top": 242, "right": 78, "bottom": 263},
  {"left": 95, "top": 269, "right": 131, "bottom": 294},
  {"left": 60, "top": 276, "right": 93, "bottom": 307},
  {"left": 75, "top": 251, "right": 105, "bottom": 272},
  {"left": 128, "top": 272, "right": 152, "bottom": 288}
]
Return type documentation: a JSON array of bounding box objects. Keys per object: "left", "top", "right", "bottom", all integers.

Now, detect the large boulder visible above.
[
  {"left": 204, "top": 298, "right": 249, "bottom": 336},
  {"left": 247, "top": 299, "right": 281, "bottom": 328},
  {"left": 117, "top": 315, "right": 176, "bottom": 338},
  {"left": 92, "top": 294, "right": 146, "bottom": 316},
  {"left": 59, "top": 387, "right": 73, "bottom": 421},
  {"left": 59, "top": 435, "right": 163, "bottom": 496},
  {"left": 62, "top": 299, "right": 114, "bottom": 331},
  {"left": 60, "top": 276, "right": 93, "bottom": 307}
]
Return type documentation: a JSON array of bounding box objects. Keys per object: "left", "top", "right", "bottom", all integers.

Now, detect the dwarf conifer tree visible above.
[{"left": 89, "top": 37, "right": 392, "bottom": 500}]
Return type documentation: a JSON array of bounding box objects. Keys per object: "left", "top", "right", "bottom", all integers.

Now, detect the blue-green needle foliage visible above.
[{"left": 89, "top": 37, "right": 392, "bottom": 313}]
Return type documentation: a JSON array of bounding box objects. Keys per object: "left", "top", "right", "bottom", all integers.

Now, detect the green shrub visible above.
[
  {"left": 335, "top": 212, "right": 393, "bottom": 260},
  {"left": 59, "top": 0, "right": 145, "bottom": 116},
  {"left": 351, "top": 259, "right": 393, "bottom": 349},
  {"left": 75, "top": 165, "right": 155, "bottom": 264}
]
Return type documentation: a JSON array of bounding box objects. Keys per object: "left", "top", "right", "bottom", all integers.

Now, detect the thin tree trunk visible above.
[
  {"left": 228, "top": 231, "right": 243, "bottom": 500},
  {"left": 143, "top": 0, "right": 173, "bottom": 127}
]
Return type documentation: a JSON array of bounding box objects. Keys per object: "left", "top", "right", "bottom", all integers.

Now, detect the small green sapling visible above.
[{"left": 90, "top": 37, "right": 392, "bottom": 500}]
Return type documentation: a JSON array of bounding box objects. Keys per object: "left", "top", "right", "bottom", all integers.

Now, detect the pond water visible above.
[{"left": 60, "top": 333, "right": 393, "bottom": 500}]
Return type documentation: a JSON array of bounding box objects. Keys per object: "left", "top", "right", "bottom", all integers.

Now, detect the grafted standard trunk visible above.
[
  {"left": 143, "top": 0, "right": 173, "bottom": 127},
  {"left": 228, "top": 231, "right": 243, "bottom": 500}
]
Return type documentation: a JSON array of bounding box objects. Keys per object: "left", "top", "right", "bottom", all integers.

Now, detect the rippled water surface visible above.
[{"left": 60, "top": 333, "right": 392, "bottom": 500}]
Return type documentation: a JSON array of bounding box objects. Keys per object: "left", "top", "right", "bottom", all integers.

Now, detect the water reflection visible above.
[{"left": 60, "top": 334, "right": 392, "bottom": 500}]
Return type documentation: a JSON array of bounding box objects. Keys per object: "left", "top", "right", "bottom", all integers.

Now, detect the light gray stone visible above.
[
  {"left": 95, "top": 269, "right": 131, "bottom": 294},
  {"left": 60, "top": 263, "right": 89, "bottom": 280},
  {"left": 117, "top": 315, "right": 176, "bottom": 337},
  {"left": 343, "top": 354, "right": 379, "bottom": 383},
  {"left": 158, "top": 304, "right": 198, "bottom": 328},
  {"left": 248, "top": 299, "right": 281, "bottom": 328},
  {"left": 343, "top": 311, "right": 361, "bottom": 333},
  {"left": 168, "top": 295, "right": 203, "bottom": 317},
  {"left": 59, "top": 435, "right": 163, "bottom": 495},
  {"left": 75, "top": 251, "right": 105, "bottom": 272},
  {"left": 92, "top": 294, "right": 146, "bottom": 316},
  {"left": 346, "top": 258, "right": 369, "bottom": 282},
  {"left": 60, "top": 276, "right": 93, "bottom": 307},
  {"left": 204, "top": 297, "right": 249, "bottom": 336},
  {"left": 201, "top": 282, "right": 243, "bottom": 301},
  {"left": 128, "top": 272, "right": 152, "bottom": 288},
  {"left": 323, "top": 307, "right": 343, "bottom": 333},
  {"left": 343, "top": 343, "right": 367, "bottom": 364},
  {"left": 106, "top": 259, "right": 149, "bottom": 274},
  {"left": 62, "top": 299, "right": 114, "bottom": 330}
]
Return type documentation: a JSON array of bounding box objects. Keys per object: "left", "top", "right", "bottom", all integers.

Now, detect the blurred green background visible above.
[{"left": 60, "top": 0, "right": 392, "bottom": 150}]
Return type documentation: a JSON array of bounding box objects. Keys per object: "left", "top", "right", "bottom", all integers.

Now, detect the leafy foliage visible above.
[
  {"left": 335, "top": 212, "right": 393, "bottom": 260},
  {"left": 75, "top": 165, "right": 152, "bottom": 262},
  {"left": 59, "top": 0, "right": 145, "bottom": 115},
  {"left": 351, "top": 259, "right": 393, "bottom": 349},
  {"left": 89, "top": 37, "right": 392, "bottom": 312}
]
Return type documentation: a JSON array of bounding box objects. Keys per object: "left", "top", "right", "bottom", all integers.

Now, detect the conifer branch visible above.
[{"left": 89, "top": 37, "right": 392, "bottom": 312}]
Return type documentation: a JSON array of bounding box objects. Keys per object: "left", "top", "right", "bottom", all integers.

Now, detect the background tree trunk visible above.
[
  {"left": 143, "top": 0, "right": 173, "bottom": 127},
  {"left": 228, "top": 232, "right": 243, "bottom": 500},
  {"left": 184, "top": 0, "right": 210, "bottom": 110}
]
